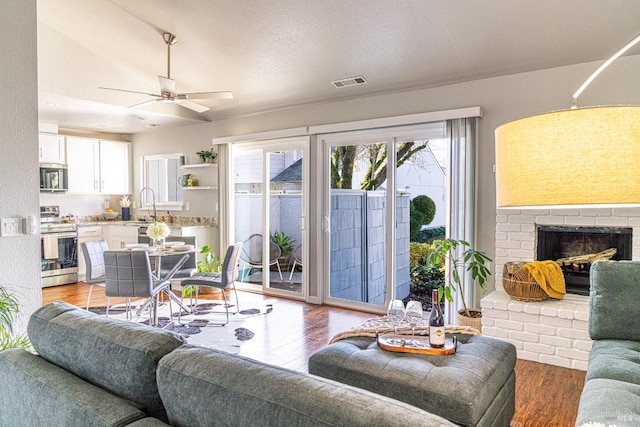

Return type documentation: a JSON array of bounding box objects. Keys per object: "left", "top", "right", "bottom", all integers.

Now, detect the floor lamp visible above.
[{"left": 495, "top": 33, "right": 640, "bottom": 209}]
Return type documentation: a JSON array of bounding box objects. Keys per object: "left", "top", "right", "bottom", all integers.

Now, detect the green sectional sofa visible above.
[
  {"left": 0, "top": 301, "right": 455, "bottom": 427},
  {"left": 576, "top": 261, "right": 640, "bottom": 427}
]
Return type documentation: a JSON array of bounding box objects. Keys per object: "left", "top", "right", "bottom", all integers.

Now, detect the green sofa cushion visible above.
[
  {"left": 0, "top": 348, "right": 146, "bottom": 427},
  {"left": 589, "top": 261, "right": 640, "bottom": 341},
  {"left": 157, "top": 345, "right": 456, "bottom": 427},
  {"left": 27, "top": 301, "right": 185, "bottom": 414},
  {"left": 586, "top": 340, "right": 640, "bottom": 385},
  {"left": 576, "top": 378, "right": 640, "bottom": 427}
]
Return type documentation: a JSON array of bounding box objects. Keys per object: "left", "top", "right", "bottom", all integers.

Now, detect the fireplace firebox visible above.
[{"left": 536, "top": 225, "right": 632, "bottom": 295}]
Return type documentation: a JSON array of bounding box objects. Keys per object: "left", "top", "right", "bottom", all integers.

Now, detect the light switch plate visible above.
[{"left": 1, "top": 218, "right": 23, "bottom": 237}]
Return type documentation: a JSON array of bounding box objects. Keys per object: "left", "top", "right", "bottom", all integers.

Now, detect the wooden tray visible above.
[{"left": 376, "top": 333, "right": 457, "bottom": 355}]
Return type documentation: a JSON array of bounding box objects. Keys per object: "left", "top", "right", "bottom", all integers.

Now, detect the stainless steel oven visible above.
[{"left": 40, "top": 206, "right": 78, "bottom": 287}]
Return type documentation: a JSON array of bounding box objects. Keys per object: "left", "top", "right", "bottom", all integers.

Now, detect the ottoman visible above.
[{"left": 309, "top": 334, "right": 516, "bottom": 427}]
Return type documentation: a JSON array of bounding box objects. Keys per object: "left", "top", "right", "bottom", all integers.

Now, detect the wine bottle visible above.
[{"left": 429, "top": 289, "right": 445, "bottom": 348}]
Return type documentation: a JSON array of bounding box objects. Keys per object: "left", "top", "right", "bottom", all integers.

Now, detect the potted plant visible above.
[
  {"left": 427, "top": 239, "right": 492, "bottom": 331},
  {"left": 183, "top": 245, "right": 222, "bottom": 296},
  {"left": 270, "top": 230, "right": 295, "bottom": 267},
  {"left": 196, "top": 149, "right": 217, "bottom": 164},
  {"left": 0, "top": 285, "right": 31, "bottom": 351}
]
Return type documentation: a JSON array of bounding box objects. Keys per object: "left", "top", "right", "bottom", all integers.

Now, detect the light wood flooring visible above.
[{"left": 43, "top": 283, "right": 586, "bottom": 426}]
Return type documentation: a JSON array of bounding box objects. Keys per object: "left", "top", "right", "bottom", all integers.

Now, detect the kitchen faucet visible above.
[{"left": 139, "top": 187, "right": 157, "bottom": 221}]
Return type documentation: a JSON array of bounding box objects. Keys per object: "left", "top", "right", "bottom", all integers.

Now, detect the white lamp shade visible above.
[{"left": 495, "top": 106, "right": 640, "bottom": 208}]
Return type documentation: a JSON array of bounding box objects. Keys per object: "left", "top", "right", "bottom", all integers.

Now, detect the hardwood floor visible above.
[{"left": 43, "top": 283, "right": 585, "bottom": 426}]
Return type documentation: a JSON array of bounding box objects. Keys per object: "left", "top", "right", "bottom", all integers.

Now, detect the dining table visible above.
[{"left": 127, "top": 247, "right": 197, "bottom": 326}]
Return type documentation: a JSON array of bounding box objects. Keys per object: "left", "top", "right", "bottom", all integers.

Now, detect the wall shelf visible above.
[
  {"left": 181, "top": 163, "right": 217, "bottom": 169},
  {"left": 182, "top": 186, "right": 218, "bottom": 190}
]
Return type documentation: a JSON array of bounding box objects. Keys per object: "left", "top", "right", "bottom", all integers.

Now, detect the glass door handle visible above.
[{"left": 322, "top": 216, "right": 330, "bottom": 232}]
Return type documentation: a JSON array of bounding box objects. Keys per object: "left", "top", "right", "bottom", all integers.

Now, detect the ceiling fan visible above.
[{"left": 98, "top": 32, "right": 232, "bottom": 114}]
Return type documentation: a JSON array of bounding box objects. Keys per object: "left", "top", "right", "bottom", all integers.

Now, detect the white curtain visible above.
[
  {"left": 445, "top": 117, "right": 478, "bottom": 322},
  {"left": 216, "top": 143, "right": 231, "bottom": 251}
]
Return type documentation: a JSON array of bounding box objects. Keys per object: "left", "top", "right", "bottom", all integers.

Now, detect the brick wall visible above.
[{"left": 483, "top": 207, "right": 640, "bottom": 370}]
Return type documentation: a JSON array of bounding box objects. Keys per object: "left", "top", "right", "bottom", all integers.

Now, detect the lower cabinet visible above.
[{"left": 107, "top": 224, "right": 138, "bottom": 250}]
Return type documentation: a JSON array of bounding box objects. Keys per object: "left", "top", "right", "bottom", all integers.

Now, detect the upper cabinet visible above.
[
  {"left": 99, "top": 140, "right": 130, "bottom": 194},
  {"left": 66, "top": 137, "right": 131, "bottom": 194},
  {"left": 39, "top": 133, "right": 66, "bottom": 164}
]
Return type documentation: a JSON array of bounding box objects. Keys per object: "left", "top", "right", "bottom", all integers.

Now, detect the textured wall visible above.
[{"left": 0, "top": 0, "right": 41, "bottom": 333}]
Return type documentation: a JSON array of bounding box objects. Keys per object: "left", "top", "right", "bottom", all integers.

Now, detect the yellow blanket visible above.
[{"left": 523, "top": 260, "right": 566, "bottom": 299}]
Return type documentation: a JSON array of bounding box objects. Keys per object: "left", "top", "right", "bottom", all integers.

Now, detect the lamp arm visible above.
[{"left": 572, "top": 33, "right": 640, "bottom": 108}]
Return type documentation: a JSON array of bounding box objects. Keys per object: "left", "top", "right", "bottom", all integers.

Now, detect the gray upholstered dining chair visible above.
[
  {"left": 157, "top": 236, "right": 197, "bottom": 280},
  {"left": 179, "top": 242, "right": 243, "bottom": 326},
  {"left": 81, "top": 240, "right": 109, "bottom": 310},
  {"left": 103, "top": 250, "right": 187, "bottom": 323}
]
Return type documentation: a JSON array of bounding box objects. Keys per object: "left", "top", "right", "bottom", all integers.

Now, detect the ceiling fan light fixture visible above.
[{"left": 163, "top": 32, "right": 177, "bottom": 46}]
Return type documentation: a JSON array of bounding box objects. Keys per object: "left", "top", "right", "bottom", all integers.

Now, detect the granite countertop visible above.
[{"left": 76, "top": 215, "right": 217, "bottom": 227}]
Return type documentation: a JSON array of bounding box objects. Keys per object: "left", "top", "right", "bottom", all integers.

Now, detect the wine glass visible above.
[
  {"left": 387, "top": 299, "right": 406, "bottom": 344},
  {"left": 405, "top": 300, "right": 423, "bottom": 346}
]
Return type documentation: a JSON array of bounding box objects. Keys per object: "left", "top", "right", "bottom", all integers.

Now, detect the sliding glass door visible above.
[
  {"left": 232, "top": 139, "right": 307, "bottom": 298},
  {"left": 322, "top": 123, "right": 449, "bottom": 312}
]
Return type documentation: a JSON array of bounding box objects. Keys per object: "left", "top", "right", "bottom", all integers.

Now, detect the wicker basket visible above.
[{"left": 502, "top": 262, "right": 547, "bottom": 302}]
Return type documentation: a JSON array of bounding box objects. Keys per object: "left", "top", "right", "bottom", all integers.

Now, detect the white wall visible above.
[
  {"left": 133, "top": 54, "right": 640, "bottom": 306},
  {"left": 0, "top": 0, "right": 41, "bottom": 332}
]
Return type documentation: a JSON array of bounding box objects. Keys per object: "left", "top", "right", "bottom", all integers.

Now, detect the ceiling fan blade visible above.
[
  {"left": 177, "top": 91, "right": 234, "bottom": 100},
  {"left": 158, "top": 76, "right": 176, "bottom": 95},
  {"left": 177, "top": 99, "right": 210, "bottom": 113},
  {"left": 130, "top": 99, "right": 161, "bottom": 109},
  {"left": 98, "top": 86, "right": 161, "bottom": 97}
]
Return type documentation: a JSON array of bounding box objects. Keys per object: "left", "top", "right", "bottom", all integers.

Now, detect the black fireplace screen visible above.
[{"left": 536, "top": 225, "right": 632, "bottom": 296}]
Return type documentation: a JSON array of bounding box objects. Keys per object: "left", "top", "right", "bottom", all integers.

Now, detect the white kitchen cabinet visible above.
[
  {"left": 67, "top": 137, "right": 100, "bottom": 193},
  {"left": 100, "top": 140, "right": 130, "bottom": 194},
  {"left": 66, "top": 137, "right": 131, "bottom": 194},
  {"left": 77, "top": 225, "right": 104, "bottom": 281},
  {"left": 39, "top": 133, "right": 66, "bottom": 164},
  {"left": 106, "top": 224, "right": 138, "bottom": 250}
]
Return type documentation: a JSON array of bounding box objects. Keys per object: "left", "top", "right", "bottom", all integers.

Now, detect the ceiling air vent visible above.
[{"left": 331, "top": 75, "right": 367, "bottom": 88}]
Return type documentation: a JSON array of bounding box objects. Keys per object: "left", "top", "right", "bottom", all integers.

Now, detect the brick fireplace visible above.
[{"left": 483, "top": 207, "right": 640, "bottom": 370}]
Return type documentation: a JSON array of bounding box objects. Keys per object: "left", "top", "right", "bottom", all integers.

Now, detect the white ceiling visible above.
[{"left": 37, "top": 0, "right": 640, "bottom": 134}]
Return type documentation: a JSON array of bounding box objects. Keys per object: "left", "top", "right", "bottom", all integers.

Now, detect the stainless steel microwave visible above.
[{"left": 39, "top": 163, "right": 68, "bottom": 193}]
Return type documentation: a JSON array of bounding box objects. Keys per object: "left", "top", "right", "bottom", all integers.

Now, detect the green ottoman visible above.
[{"left": 309, "top": 335, "right": 516, "bottom": 427}]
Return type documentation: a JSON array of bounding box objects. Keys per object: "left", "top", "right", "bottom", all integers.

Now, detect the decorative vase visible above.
[
  {"left": 121, "top": 207, "right": 130, "bottom": 221},
  {"left": 153, "top": 238, "right": 165, "bottom": 251}
]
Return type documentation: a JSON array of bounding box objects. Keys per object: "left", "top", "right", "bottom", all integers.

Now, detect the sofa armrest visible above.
[{"left": 589, "top": 261, "right": 640, "bottom": 341}]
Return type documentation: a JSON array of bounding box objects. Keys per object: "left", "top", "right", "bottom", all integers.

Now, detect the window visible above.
[{"left": 140, "top": 154, "right": 184, "bottom": 210}]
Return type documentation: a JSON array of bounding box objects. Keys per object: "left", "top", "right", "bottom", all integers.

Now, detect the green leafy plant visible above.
[
  {"left": 197, "top": 245, "right": 222, "bottom": 273},
  {"left": 196, "top": 149, "right": 217, "bottom": 163},
  {"left": 427, "top": 239, "right": 492, "bottom": 317},
  {"left": 183, "top": 246, "right": 222, "bottom": 296},
  {"left": 270, "top": 230, "right": 296, "bottom": 256},
  {"left": 0, "top": 285, "right": 31, "bottom": 351},
  {"left": 409, "top": 242, "right": 438, "bottom": 269}
]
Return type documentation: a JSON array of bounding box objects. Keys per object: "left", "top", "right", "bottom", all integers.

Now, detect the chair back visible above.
[
  {"left": 104, "top": 251, "right": 154, "bottom": 298},
  {"left": 292, "top": 244, "right": 303, "bottom": 263},
  {"left": 160, "top": 236, "right": 197, "bottom": 272},
  {"left": 241, "top": 234, "right": 263, "bottom": 265},
  {"left": 221, "top": 242, "right": 243, "bottom": 286},
  {"left": 82, "top": 240, "right": 109, "bottom": 284}
]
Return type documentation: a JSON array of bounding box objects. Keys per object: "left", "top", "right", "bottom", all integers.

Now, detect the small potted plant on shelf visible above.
[
  {"left": 427, "top": 238, "right": 492, "bottom": 332},
  {"left": 196, "top": 149, "right": 217, "bottom": 164}
]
